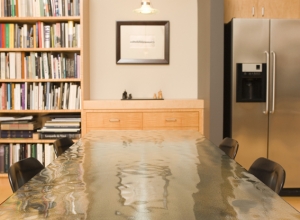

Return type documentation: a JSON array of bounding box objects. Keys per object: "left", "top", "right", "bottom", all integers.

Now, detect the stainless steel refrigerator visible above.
[{"left": 224, "top": 18, "right": 300, "bottom": 189}]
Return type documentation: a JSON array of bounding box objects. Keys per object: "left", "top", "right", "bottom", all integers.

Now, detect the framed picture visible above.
[{"left": 116, "top": 21, "right": 170, "bottom": 64}]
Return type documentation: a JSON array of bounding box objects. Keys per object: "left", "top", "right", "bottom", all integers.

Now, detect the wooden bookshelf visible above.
[{"left": 0, "top": 0, "right": 90, "bottom": 190}]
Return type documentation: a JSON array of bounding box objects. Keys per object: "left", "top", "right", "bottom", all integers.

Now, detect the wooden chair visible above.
[
  {"left": 8, "top": 157, "right": 44, "bottom": 193},
  {"left": 248, "top": 157, "right": 286, "bottom": 194},
  {"left": 53, "top": 137, "right": 74, "bottom": 157},
  {"left": 219, "top": 137, "right": 239, "bottom": 159}
]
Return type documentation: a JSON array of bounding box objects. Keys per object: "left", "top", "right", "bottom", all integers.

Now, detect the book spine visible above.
[
  {"left": 0, "top": 123, "right": 19, "bottom": 130},
  {"left": 44, "top": 25, "right": 50, "bottom": 48},
  {"left": 31, "top": 143, "right": 37, "bottom": 158},
  {"left": 0, "top": 145, "right": 4, "bottom": 173},
  {"left": 0, "top": 133, "right": 33, "bottom": 138},
  {"left": 21, "top": 83, "right": 25, "bottom": 109},
  {"left": 0, "top": 25, "right": 2, "bottom": 48},
  {"left": 2, "top": 83, "right": 6, "bottom": 109},
  {"left": 68, "top": 20, "right": 73, "bottom": 47},
  {"left": 7, "top": 82, "right": 11, "bottom": 109},
  {"left": 1, "top": 123, "right": 35, "bottom": 130},
  {"left": 7, "top": 0, "right": 11, "bottom": 17},
  {"left": 39, "top": 132, "right": 80, "bottom": 139},
  {"left": 44, "top": 125, "right": 80, "bottom": 128},
  {"left": 35, "top": 54, "right": 40, "bottom": 78},
  {"left": 9, "top": 23, "right": 14, "bottom": 48},
  {"left": 0, "top": 130, "right": 33, "bottom": 138},
  {"left": 4, "top": 144, "right": 10, "bottom": 173},
  {"left": 47, "top": 0, "right": 52, "bottom": 16},
  {"left": 5, "top": 23, "right": 9, "bottom": 48},
  {"left": 0, "top": 83, "right": 2, "bottom": 109},
  {"left": 36, "top": 143, "right": 43, "bottom": 165}
]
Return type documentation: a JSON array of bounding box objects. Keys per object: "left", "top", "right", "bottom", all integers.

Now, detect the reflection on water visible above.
[{"left": 116, "top": 162, "right": 171, "bottom": 212}]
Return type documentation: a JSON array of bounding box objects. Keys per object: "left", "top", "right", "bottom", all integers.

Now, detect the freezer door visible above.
[
  {"left": 231, "top": 19, "right": 270, "bottom": 169},
  {"left": 269, "top": 19, "right": 300, "bottom": 188}
]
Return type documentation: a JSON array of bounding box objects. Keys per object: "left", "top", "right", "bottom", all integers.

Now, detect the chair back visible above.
[
  {"left": 8, "top": 157, "right": 44, "bottom": 192},
  {"left": 248, "top": 157, "right": 286, "bottom": 194},
  {"left": 219, "top": 137, "right": 239, "bottom": 159},
  {"left": 53, "top": 137, "right": 74, "bottom": 157}
]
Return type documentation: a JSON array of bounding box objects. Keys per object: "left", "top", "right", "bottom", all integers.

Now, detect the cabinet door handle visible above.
[
  {"left": 165, "top": 118, "right": 177, "bottom": 122},
  {"left": 109, "top": 119, "right": 120, "bottom": 122},
  {"left": 262, "top": 7, "right": 265, "bottom": 17},
  {"left": 252, "top": 7, "right": 255, "bottom": 17}
]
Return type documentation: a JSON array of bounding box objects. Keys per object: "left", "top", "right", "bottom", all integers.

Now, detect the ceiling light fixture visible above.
[{"left": 134, "top": 0, "right": 158, "bottom": 14}]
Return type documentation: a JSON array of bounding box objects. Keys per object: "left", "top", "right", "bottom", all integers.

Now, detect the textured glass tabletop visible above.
[{"left": 0, "top": 130, "right": 299, "bottom": 220}]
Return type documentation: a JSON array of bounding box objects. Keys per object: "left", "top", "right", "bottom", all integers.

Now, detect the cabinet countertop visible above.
[{"left": 83, "top": 99, "right": 204, "bottom": 110}]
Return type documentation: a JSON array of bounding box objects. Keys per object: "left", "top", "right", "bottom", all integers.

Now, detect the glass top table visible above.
[{"left": 0, "top": 130, "right": 299, "bottom": 219}]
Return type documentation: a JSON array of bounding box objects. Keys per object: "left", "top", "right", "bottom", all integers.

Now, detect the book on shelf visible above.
[
  {"left": 36, "top": 143, "right": 43, "bottom": 165},
  {"left": 44, "top": 143, "right": 55, "bottom": 166},
  {"left": 37, "top": 128, "right": 80, "bottom": 133},
  {"left": 44, "top": 121, "right": 80, "bottom": 128},
  {"left": 49, "top": 117, "right": 81, "bottom": 123},
  {"left": 0, "top": 81, "right": 81, "bottom": 110},
  {"left": 0, "top": 115, "right": 34, "bottom": 122},
  {"left": 4, "top": 144, "right": 10, "bottom": 173},
  {"left": 0, "top": 52, "right": 80, "bottom": 79},
  {"left": 46, "top": 113, "right": 81, "bottom": 119},
  {"left": 0, "top": 121, "right": 39, "bottom": 130},
  {"left": 50, "top": 117, "right": 81, "bottom": 122},
  {"left": 39, "top": 132, "right": 81, "bottom": 139},
  {"left": 0, "top": 143, "right": 56, "bottom": 169},
  {"left": 44, "top": 25, "right": 51, "bottom": 48},
  {"left": 0, "top": 145, "right": 4, "bottom": 173},
  {"left": 0, "top": 130, "right": 33, "bottom": 138},
  {"left": 0, "top": 21, "right": 80, "bottom": 50}
]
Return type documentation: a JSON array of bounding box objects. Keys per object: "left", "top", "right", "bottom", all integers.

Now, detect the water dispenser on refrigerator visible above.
[{"left": 236, "top": 63, "right": 266, "bottom": 102}]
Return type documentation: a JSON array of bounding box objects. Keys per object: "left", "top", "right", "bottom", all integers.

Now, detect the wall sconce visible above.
[{"left": 134, "top": 0, "right": 158, "bottom": 14}]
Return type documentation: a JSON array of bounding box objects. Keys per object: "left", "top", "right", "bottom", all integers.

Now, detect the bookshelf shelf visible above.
[
  {"left": 0, "top": 139, "right": 62, "bottom": 144},
  {"left": 0, "top": 79, "right": 81, "bottom": 83},
  {"left": 0, "top": 110, "right": 81, "bottom": 113},
  {"left": 0, "top": 48, "right": 80, "bottom": 52},
  {"left": 0, "top": 16, "right": 80, "bottom": 23},
  {"left": 0, "top": 0, "right": 89, "bottom": 180}
]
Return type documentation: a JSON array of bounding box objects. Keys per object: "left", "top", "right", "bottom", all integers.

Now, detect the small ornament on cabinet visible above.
[
  {"left": 158, "top": 90, "right": 163, "bottom": 99},
  {"left": 153, "top": 93, "right": 157, "bottom": 99},
  {"left": 122, "top": 90, "right": 128, "bottom": 99}
]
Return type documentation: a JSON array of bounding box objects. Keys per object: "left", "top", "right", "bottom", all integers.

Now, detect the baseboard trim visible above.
[{"left": 280, "top": 188, "right": 300, "bottom": 196}]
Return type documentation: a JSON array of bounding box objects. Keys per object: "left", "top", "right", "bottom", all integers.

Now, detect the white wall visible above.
[
  {"left": 89, "top": 0, "right": 224, "bottom": 145},
  {"left": 89, "top": 0, "right": 198, "bottom": 99}
]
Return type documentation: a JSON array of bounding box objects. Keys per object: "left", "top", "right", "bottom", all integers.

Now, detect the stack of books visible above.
[
  {"left": 0, "top": 116, "right": 39, "bottom": 138},
  {"left": 38, "top": 114, "right": 81, "bottom": 139}
]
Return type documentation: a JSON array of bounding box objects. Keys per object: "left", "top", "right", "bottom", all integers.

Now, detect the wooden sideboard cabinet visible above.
[
  {"left": 224, "top": 0, "right": 300, "bottom": 23},
  {"left": 82, "top": 100, "right": 204, "bottom": 134}
]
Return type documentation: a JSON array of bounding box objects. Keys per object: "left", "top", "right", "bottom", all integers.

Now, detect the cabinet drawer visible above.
[
  {"left": 86, "top": 112, "right": 142, "bottom": 129},
  {"left": 143, "top": 112, "right": 199, "bottom": 129}
]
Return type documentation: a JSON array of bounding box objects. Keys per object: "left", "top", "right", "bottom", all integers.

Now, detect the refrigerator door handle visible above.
[
  {"left": 263, "top": 51, "right": 269, "bottom": 114},
  {"left": 270, "top": 51, "right": 276, "bottom": 114}
]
